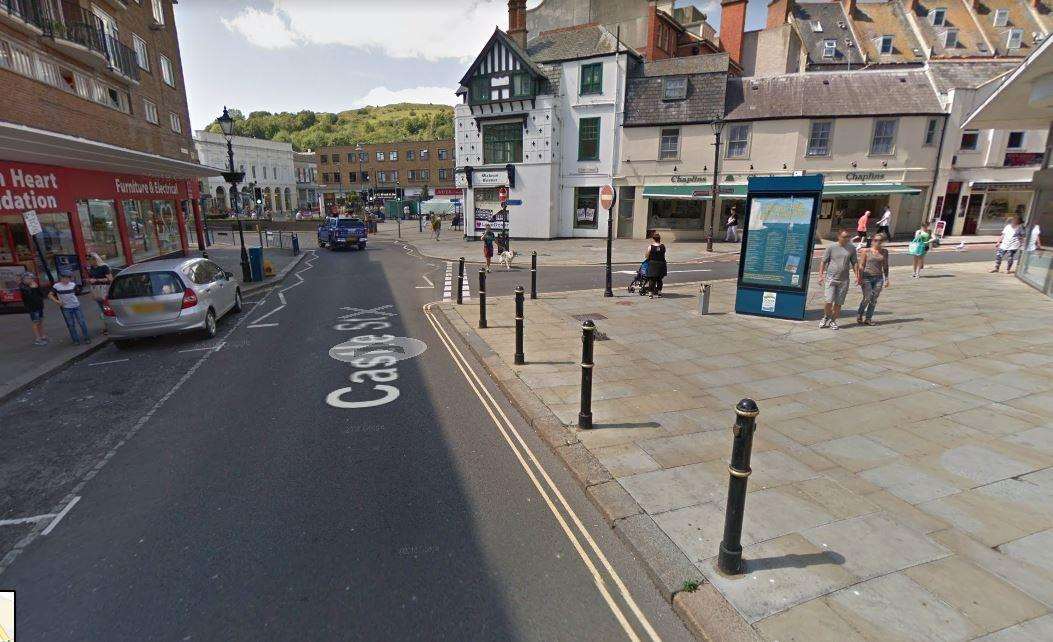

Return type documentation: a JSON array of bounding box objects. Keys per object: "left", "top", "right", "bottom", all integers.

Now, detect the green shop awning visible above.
[{"left": 642, "top": 182, "right": 921, "bottom": 199}]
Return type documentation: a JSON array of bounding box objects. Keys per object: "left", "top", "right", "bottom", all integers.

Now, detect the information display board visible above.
[{"left": 735, "top": 176, "right": 824, "bottom": 320}]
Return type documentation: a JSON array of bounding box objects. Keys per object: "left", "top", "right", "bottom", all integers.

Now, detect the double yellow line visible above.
[{"left": 423, "top": 303, "right": 661, "bottom": 642}]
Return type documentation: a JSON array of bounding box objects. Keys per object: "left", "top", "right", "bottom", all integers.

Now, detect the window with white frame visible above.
[
  {"left": 0, "top": 40, "right": 9, "bottom": 70},
  {"left": 960, "top": 129, "right": 979, "bottom": 151},
  {"left": 379, "top": 171, "right": 387, "bottom": 182},
  {"left": 169, "top": 112, "right": 181, "bottom": 133},
  {"left": 944, "top": 29, "right": 958, "bottom": 48},
  {"left": 391, "top": 170, "right": 399, "bottom": 182},
  {"left": 924, "top": 118, "right": 940, "bottom": 146},
  {"left": 929, "top": 8, "right": 946, "bottom": 27},
  {"left": 376, "top": 151, "right": 384, "bottom": 161},
  {"left": 806, "top": 121, "right": 833, "bottom": 156},
  {"left": 159, "top": 54, "right": 174, "bottom": 86},
  {"left": 438, "top": 168, "right": 447, "bottom": 180},
  {"left": 879, "top": 35, "right": 894, "bottom": 54},
  {"left": 869, "top": 118, "right": 897, "bottom": 155},
  {"left": 389, "top": 151, "right": 397, "bottom": 161},
  {"left": 34, "top": 55, "right": 59, "bottom": 86},
  {"left": 10, "top": 43, "right": 33, "bottom": 76},
  {"left": 73, "top": 73, "right": 91, "bottom": 98},
  {"left": 143, "top": 98, "right": 159, "bottom": 124},
  {"left": 659, "top": 128, "right": 680, "bottom": 160},
  {"left": 1007, "top": 131, "right": 1025, "bottom": 149},
  {"left": 438, "top": 149, "right": 448, "bottom": 160},
  {"left": 822, "top": 39, "right": 837, "bottom": 58},
  {"left": 1007, "top": 29, "right": 1023, "bottom": 50},
  {"left": 420, "top": 149, "right": 429, "bottom": 160},
  {"left": 151, "top": 0, "right": 165, "bottom": 25},
  {"left": 132, "top": 34, "right": 150, "bottom": 71},
  {"left": 725, "top": 124, "right": 750, "bottom": 158},
  {"left": 992, "top": 9, "right": 1008, "bottom": 28},
  {"left": 421, "top": 169, "right": 429, "bottom": 180},
  {"left": 663, "top": 77, "right": 687, "bottom": 101}
]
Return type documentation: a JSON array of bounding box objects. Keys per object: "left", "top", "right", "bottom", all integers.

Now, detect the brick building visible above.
[
  {"left": 316, "top": 140, "right": 456, "bottom": 209},
  {"left": 0, "top": 0, "right": 218, "bottom": 306}
]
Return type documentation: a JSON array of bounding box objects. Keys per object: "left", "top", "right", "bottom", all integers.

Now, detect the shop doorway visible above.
[
  {"left": 617, "top": 187, "right": 634, "bottom": 238},
  {"left": 962, "top": 194, "right": 984, "bottom": 235}
]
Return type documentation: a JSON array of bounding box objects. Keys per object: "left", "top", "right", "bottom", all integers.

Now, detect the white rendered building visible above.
[{"left": 194, "top": 131, "right": 297, "bottom": 215}]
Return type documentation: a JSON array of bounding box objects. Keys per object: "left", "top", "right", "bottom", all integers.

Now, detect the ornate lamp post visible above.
[
  {"left": 217, "top": 106, "right": 251, "bottom": 282},
  {"left": 709, "top": 117, "right": 725, "bottom": 253}
]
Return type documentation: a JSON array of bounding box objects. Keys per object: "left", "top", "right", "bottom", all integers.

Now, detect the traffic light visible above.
[{"left": 254, "top": 187, "right": 262, "bottom": 205}]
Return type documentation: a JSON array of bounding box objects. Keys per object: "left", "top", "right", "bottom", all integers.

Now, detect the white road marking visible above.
[
  {"left": 178, "top": 341, "right": 225, "bottom": 354},
  {"left": 615, "top": 268, "right": 712, "bottom": 275},
  {"left": 278, "top": 292, "right": 287, "bottom": 305},
  {"left": 88, "top": 358, "right": 129, "bottom": 367},
  {"left": 0, "top": 514, "right": 56, "bottom": 527},
  {"left": 41, "top": 496, "right": 81, "bottom": 536},
  {"left": 247, "top": 323, "right": 279, "bottom": 328},
  {"left": 247, "top": 251, "right": 317, "bottom": 326},
  {"left": 441, "top": 262, "right": 471, "bottom": 302},
  {"left": 421, "top": 274, "right": 433, "bottom": 287}
]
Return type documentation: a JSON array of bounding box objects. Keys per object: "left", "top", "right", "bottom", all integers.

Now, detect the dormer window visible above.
[
  {"left": 663, "top": 77, "right": 687, "bottom": 101},
  {"left": 944, "top": 29, "right": 958, "bottom": 48},
  {"left": 992, "top": 9, "right": 1008, "bottom": 28},
  {"left": 929, "top": 8, "right": 947, "bottom": 27},
  {"left": 812, "top": 20, "right": 823, "bottom": 32},
  {"left": 880, "top": 35, "right": 894, "bottom": 54},
  {"left": 1007, "top": 29, "right": 1023, "bottom": 50},
  {"left": 822, "top": 39, "right": 837, "bottom": 58}
]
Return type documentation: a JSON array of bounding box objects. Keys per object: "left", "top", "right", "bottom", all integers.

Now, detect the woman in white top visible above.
[
  {"left": 876, "top": 207, "right": 892, "bottom": 240},
  {"left": 992, "top": 216, "right": 1026, "bottom": 274}
]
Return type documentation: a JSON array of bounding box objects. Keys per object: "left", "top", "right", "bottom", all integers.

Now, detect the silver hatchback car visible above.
[{"left": 103, "top": 257, "right": 242, "bottom": 345}]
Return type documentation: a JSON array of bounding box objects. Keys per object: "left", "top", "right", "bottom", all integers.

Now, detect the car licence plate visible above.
[{"left": 130, "top": 302, "right": 164, "bottom": 314}]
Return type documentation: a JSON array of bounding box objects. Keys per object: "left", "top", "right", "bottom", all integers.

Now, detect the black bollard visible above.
[
  {"left": 707, "top": 233, "right": 714, "bottom": 253},
  {"left": 717, "top": 398, "right": 760, "bottom": 576},
  {"left": 478, "top": 269, "right": 487, "bottom": 329},
  {"left": 578, "top": 320, "right": 595, "bottom": 429},
  {"left": 457, "top": 257, "right": 465, "bottom": 305},
  {"left": 514, "top": 286, "right": 525, "bottom": 365},
  {"left": 530, "top": 251, "right": 538, "bottom": 299}
]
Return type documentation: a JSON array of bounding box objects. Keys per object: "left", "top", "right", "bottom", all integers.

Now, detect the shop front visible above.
[
  {"left": 0, "top": 160, "right": 198, "bottom": 306},
  {"left": 961, "top": 181, "right": 1034, "bottom": 235}
]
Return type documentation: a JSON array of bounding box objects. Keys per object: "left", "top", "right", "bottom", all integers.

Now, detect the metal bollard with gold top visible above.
[{"left": 717, "top": 398, "right": 759, "bottom": 575}]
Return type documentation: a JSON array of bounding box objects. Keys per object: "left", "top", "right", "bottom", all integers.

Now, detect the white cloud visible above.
[
  {"left": 220, "top": 7, "right": 301, "bottom": 49},
  {"left": 351, "top": 86, "right": 460, "bottom": 108}
]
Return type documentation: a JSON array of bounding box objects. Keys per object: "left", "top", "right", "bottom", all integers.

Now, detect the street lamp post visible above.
[
  {"left": 217, "top": 106, "right": 251, "bottom": 282},
  {"left": 355, "top": 143, "right": 365, "bottom": 214},
  {"left": 709, "top": 117, "right": 725, "bottom": 253}
]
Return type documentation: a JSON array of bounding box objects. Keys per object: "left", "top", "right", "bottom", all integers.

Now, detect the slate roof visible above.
[
  {"left": 526, "top": 24, "right": 635, "bottom": 63},
  {"left": 724, "top": 71, "right": 942, "bottom": 121},
  {"left": 638, "top": 53, "right": 730, "bottom": 76},
  {"left": 793, "top": 2, "right": 865, "bottom": 67},
  {"left": 927, "top": 60, "right": 1018, "bottom": 93},
  {"left": 624, "top": 68, "right": 727, "bottom": 127}
]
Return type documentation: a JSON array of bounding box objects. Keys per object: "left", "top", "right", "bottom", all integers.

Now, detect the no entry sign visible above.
[
  {"left": 498, "top": 187, "right": 509, "bottom": 204},
  {"left": 599, "top": 184, "right": 616, "bottom": 210}
]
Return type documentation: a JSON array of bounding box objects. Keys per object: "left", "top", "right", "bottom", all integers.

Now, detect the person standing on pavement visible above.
[
  {"left": 724, "top": 207, "right": 739, "bottom": 242},
  {"left": 644, "top": 233, "right": 667, "bottom": 298},
  {"left": 856, "top": 210, "right": 871, "bottom": 246},
  {"left": 876, "top": 206, "right": 892, "bottom": 240},
  {"left": 818, "top": 230, "right": 860, "bottom": 329},
  {"left": 909, "top": 222, "right": 934, "bottom": 278},
  {"left": 856, "top": 233, "right": 890, "bottom": 326},
  {"left": 431, "top": 214, "right": 441, "bottom": 241},
  {"left": 482, "top": 224, "right": 495, "bottom": 272},
  {"left": 86, "top": 253, "right": 113, "bottom": 316},
  {"left": 48, "top": 271, "right": 90, "bottom": 345},
  {"left": 18, "top": 272, "right": 49, "bottom": 346},
  {"left": 992, "top": 216, "right": 1026, "bottom": 274}
]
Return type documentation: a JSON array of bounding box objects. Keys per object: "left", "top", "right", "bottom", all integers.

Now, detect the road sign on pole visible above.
[
  {"left": 599, "top": 184, "right": 616, "bottom": 211},
  {"left": 601, "top": 185, "right": 616, "bottom": 297}
]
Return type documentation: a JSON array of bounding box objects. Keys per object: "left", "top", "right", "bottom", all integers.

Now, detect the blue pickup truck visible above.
[{"left": 317, "top": 217, "right": 367, "bottom": 251}]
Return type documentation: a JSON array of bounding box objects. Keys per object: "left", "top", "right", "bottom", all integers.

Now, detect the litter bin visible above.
[{"left": 248, "top": 246, "right": 264, "bottom": 282}]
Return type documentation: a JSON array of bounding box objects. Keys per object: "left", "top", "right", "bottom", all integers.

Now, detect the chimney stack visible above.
[
  {"left": 720, "top": 0, "right": 748, "bottom": 65},
  {"left": 767, "top": 0, "right": 793, "bottom": 29},
  {"left": 508, "top": 0, "right": 527, "bottom": 50}
]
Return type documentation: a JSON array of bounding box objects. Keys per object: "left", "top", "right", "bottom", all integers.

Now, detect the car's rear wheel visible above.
[
  {"left": 232, "top": 289, "right": 243, "bottom": 313},
  {"left": 202, "top": 309, "right": 217, "bottom": 339}
]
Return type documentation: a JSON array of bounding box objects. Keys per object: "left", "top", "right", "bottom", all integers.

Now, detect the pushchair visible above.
[{"left": 627, "top": 260, "right": 650, "bottom": 295}]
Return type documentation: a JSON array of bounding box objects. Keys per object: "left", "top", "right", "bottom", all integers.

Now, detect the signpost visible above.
[
  {"left": 735, "top": 176, "right": 824, "bottom": 320},
  {"left": 600, "top": 184, "right": 616, "bottom": 297},
  {"left": 498, "top": 186, "right": 509, "bottom": 205},
  {"left": 22, "top": 210, "right": 55, "bottom": 283}
]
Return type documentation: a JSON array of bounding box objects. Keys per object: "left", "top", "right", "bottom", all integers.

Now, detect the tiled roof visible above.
[
  {"left": 972, "top": 0, "right": 1045, "bottom": 57},
  {"left": 623, "top": 71, "right": 727, "bottom": 127},
  {"left": 526, "top": 24, "right": 631, "bottom": 63},
  {"left": 637, "top": 53, "right": 730, "bottom": 76},
  {"left": 724, "top": 71, "right": 942, "bottom": 120},
  {"left": 911, "top": 0, "right": 989, "bottom": 58},
  {"left": 793, "top": 2, "right": 865, "bottom": 67},
  {"left": 927, "top": 60, "right": 1019, "bottom": 93},
  {"left": 850, "top": 1, "right": 925, "bottom": 63}
]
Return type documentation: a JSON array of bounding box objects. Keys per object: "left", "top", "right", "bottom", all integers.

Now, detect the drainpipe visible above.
[{"left": 925, "top": 112, "right": 951, "bottom": 227}]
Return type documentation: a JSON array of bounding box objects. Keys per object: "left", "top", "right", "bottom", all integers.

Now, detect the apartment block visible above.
[{"left": 316, "top": 140, "right": 456, "bottom": 207}]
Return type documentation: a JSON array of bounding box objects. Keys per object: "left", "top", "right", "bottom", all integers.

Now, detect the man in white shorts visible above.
[{"left": 818, "top": 230, "right": 860, "bottom": 330}]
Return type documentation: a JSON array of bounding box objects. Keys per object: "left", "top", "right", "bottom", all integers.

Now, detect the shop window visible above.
[
  {"left": 725, "top": 124, "right": 751, "bottom": 159},
  {"left": 122, "top": 200, "right": 159, "bottom": 261},
  {"left": 77, "top": 200, "right": 123, "bottom": 266},
  {"left": 483, "top": 123, "right": 523, "bottom": 164},
  {"left": 648, "top": 198, "right": 703, "bottom": 230},
  {"left": 806, "top": 121, "right": 832, "bottom": 156},
  {"left": 578, "top": 117, "right": 600, "bottom": 161},
  {"left": 659, "top": 128, "right": 680, "bottom": 160},
  {"left": 152, "top": 200, "right": 180, "bottom": 255},
  {"left": 869, "top": 118, "right": 897, "bottom": 156},
  {"left": 924, "top": 118, "right": 940, "bottom": 146},
  {"left": 579, "top": 63, "right": 603, "bottom": 96},
  {"left": 960, "top": 130, "right": 979, "bottom": 151},
  {"left": 1007, "top": 131, "right": 1025, "bottom": 150},
  {"left": 574, "top": 187, "right": 599, "bottom": 229}
]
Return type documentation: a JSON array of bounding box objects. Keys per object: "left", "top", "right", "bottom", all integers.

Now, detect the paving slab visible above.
[{"left": 975, "top": 614, "right": 1053, "bottom": 641}]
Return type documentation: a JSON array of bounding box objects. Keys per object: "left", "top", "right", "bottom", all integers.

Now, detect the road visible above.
[{"left": 0, "top": 242, "right": 693, "bottom": 641}]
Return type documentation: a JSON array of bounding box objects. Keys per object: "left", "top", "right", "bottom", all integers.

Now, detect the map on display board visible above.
[{"left": 740, "top": 196, "right": 816, "bottom": 291}]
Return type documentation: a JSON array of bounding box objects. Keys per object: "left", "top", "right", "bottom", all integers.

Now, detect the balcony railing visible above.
[
  {"left": 0, "top": 0, "right": 51, "bottom": 29},
  {"left": 104, "top": 32, "right": 139, "bottom": 81},
  {"left": 48, "top": 1, "right": 107, "bottom": 54}
]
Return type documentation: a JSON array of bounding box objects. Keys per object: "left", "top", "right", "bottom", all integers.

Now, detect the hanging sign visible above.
[{"left": 22, "top": 209, "right": 42, "bottom": 236}]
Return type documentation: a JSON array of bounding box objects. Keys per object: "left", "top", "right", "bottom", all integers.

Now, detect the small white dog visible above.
[{"left": 498, "top": 249, "right": 517, "bottom": 270}]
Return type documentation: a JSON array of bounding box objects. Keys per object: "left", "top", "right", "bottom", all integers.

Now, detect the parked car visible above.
[
  {"left": 102, "top": 258, "right": 242, "bottom": 347},
  {"left": 317, "top": 216, "right": 367, "bottom": 250}
]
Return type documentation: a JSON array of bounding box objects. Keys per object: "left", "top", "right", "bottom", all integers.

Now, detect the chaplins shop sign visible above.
[
  {"left": 114, "top": 178, "right": 181, "bottom": 196},
  {"left": 845, "top": 171, "right": 887, "bottom": 181},
  {"left": 0, "top": 167, "right": 60, "bottom": 211}
]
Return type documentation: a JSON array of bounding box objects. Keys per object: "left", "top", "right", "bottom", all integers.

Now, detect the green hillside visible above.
[{"left": 205, "top": 103, "right": 455, "bottom": 151}]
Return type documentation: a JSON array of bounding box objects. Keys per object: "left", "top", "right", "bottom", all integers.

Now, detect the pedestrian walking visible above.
[
  {"left": 909, "top": 222, "right": 934, "bottom": 278},
  {"left": 482, "top": 224, "right": 495, "bottom": 272},
  {"left": 724, "top": 206, "right": 739, "bottom": 242},
  {"left": 992, "top": 216, "right": 1026, "bottom": 274},
  {"left": 431, "top": 214, "right": 441, "bottom": 241},
  {"left": 48, "top": 271, "right": 90, "bottom": 345},
  {"left": 856, "top": 210, "right": 871, "bottom": 246},
  {"left": 856, "top": 233, "right": 890, "bottom": 326},
  {"left": 876, "top": 206, "right": 892, "bottom": 240},
  {"left": 18, "top": 272, "right": 49, "bottom": 346},
  {"left": 644, "top": 233, "right": 667, "bottom": 298},
  {"left": 86, "top": 253, "right": 113, "bottom": 316},
  {"left": 818, "top": 230, "right": 860, "bottom": 330}
]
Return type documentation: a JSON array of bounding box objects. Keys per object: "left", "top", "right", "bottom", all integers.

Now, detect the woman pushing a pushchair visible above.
[{"left": 628, "top": 233, "right": 667, "bottom": 297}]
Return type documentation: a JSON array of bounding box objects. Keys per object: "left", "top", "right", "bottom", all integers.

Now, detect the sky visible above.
[{"left": 175, "top": 0, "right": 769, "bottom": 131}]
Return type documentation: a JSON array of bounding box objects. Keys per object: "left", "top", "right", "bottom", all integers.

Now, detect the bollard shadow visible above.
[
  {"left": 591, "top": 421, "right": 662, "bottom": 430},
  {"left": 743, "top": 550, "right": 846, "bottom": 572},
  {"left": 862, "top": 317, "right": 924, "bottom": 326},
  {"left": 527, "top": 360, "right": 575, "bottom": 366}
]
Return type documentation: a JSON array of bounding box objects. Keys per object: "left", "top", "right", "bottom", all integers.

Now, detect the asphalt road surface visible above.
[{"left": 0, "top": 241, "right": 693, "bottom": 641}]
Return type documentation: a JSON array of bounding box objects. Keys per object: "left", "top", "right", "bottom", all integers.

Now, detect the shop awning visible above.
[
  {"left": 0, "top": 120, "right": 223, "bottom": 179},
  {"left": 642, "top": 182, "right": 920, "bottom": 199}
]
